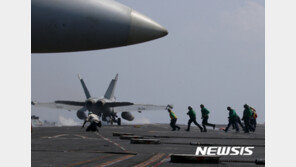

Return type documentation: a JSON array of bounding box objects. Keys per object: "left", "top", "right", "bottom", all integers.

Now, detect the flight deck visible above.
[{"left": 31, "top": 124, "right": 265, "bottom": 166}]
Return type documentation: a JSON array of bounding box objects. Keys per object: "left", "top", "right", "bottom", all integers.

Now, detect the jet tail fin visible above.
[
  {"left": 104, "top": 74, "right": 118, "bottom": 99},
  {"left": 78, "top": 74, "right": 91, "bottom": 99}
]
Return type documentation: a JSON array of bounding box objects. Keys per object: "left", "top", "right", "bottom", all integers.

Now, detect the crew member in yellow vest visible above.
[
  {"left": 249, "top": 106, "right": 258, "bottom": 132},
  {"left": 167, "top": 108, "right": 181, "bottom": 131}
]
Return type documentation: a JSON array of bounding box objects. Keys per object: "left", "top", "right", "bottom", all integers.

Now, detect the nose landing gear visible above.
[{"left": 117, "top": 118, "right": 121, "bottom": 126}]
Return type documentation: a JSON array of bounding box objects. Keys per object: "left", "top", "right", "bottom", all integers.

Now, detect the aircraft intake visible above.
[{"left": 121, "top": 112, "right": 134, "bottom": 121}]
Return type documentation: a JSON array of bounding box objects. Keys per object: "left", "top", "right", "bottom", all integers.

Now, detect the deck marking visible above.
[
  {"left": 96, "top": 132, "right": 128, "bottom": 152},
  {"left": 133, "top": 153, "right": 165, "bottom": 167},
  {"left": 65, "top": 154, "right": 113, "bottom": 167},
  {"left": 94, "top": 154, "right": 135, "bottom": 167},
  {"left": 41, "top": 134, "right": 68, "bottom": 139},
  {"left": 53, "top": 134, "right": 68, "bottom": 138},
  {"left": 152, "top": 154, "right": 171, "bottom": 167},
  {"left": 74, "top": 134, "right": 87, "bottom": 139}
]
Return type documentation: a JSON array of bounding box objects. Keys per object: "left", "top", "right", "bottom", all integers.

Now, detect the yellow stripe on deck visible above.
[{"left": 133, "top": 153, "right": 165, "bottom": 167}]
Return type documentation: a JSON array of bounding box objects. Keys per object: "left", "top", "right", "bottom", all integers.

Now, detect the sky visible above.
[{"left": 31, "top": 0, "right": 265, "bottom": 125}]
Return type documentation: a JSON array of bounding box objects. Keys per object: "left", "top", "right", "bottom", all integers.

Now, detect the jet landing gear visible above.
[
  {"left": 117, "top": 118, "right": 121, "bottom": 126},
  {"left": 110, "top": 117, "right": 121, "bottom": 126},
  {"left": 111, "top": 115, "right": 121, "bottom": 126},
  {"left": 103, "top": 115, "right": 121, "bottom": 126}
]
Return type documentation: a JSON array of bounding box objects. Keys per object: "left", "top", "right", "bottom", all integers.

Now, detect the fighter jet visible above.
[
  {"left": 32, "top": 0, "right": 168, "bottom": 53},
  {"left": 32, "top": 74, "right": 169, "bottom": 125}
]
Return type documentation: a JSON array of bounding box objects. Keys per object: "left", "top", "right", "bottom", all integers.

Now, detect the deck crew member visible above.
[
  {"left": 186, "top": 106, "right": 203, "bottom": 132},
  {"left": 249, "top": 106, "right": 258, "bottom": 132},
  {"left": 224, "top": 107, "right": 239, "bottom": 132},
  {"left": 242, "top": 104, "right": 255, "bottom": 133},
  {"left": 82, "top": 112, "right": 102, "bottom": 132},
  {"left": 167, "top": 108, "right": 181, "bottom": 131},
  {"left": 200, "top": 104, "right": 215, "bottom": 132}
]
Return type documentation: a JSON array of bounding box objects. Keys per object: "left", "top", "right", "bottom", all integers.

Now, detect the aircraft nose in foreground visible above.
[
  {"left": 127, "top": 10, "right": 168, "bottom": 45},
  {"left": 31, "top": 0, "right": 168, "bottom": 53}
]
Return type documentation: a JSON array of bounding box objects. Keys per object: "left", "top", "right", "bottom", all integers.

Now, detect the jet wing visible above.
[
  {"left": 105, "top": 102, "right": 134, "bottom": 108},
  {"left": 31, "top": 100, "right": 85, "bottom": 111},
  {"left": 113, "top": 104, "right": 168, "bottom": 113}
]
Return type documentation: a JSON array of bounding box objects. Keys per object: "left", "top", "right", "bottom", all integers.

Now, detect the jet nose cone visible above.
[{"left": 127, "top": 10, "right": 168, "bottom": 45}]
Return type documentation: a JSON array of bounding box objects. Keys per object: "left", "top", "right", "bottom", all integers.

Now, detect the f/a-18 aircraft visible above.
[{"left": 32, "top": 74, "right": 170, "bottom": 125}]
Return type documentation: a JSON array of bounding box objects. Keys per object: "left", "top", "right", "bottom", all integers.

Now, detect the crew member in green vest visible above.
[
  {"left": 242, "top": 104, "right": 255, "bottom": 133},
  {"left": 167, "top": 108, "right": 180, "bottom": 131},
  {"left": 200, "top": 104, "right": 215, "bottom": 132},
  {"left": 186, "top": 106, "right": 203, "bottom": 132},
  {"left": 224, "top": 106, "right": 239, "bottom": 132}
]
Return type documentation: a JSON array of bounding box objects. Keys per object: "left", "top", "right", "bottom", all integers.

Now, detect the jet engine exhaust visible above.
[
  {"left": 95, "top": 100, "right": 105, "bottom": 107},
  {"left": 85, "top": 99, "right": 95, "bottom": 110}
]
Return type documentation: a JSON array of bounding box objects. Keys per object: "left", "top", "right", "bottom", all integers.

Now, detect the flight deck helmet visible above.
[{"left": 244, "top": 104, "right": 249, "bottom": 108}]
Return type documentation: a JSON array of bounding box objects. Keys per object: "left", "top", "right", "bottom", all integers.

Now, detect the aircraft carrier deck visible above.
[{"left": 31, "top": 124, "right": 265, "bottom": 166}]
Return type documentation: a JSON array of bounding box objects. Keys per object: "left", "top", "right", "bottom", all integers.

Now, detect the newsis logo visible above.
[{"left": 195, "top": 146, "right": 254, "bottom": 156}]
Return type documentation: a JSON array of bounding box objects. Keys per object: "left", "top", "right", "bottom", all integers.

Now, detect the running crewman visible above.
[
  {"left": 186, "top": 106, "right": 203, "bottom": 132},
  {"left": 200, "top": 104, "right": 215, "bottom": 132},
  {"left": 249, "top": 106, "right": 257, "bottom": 132},
  {"left": 224, "top": 107, "right": 239, "bottom": 132},
  {"left": 167, "top": 108, "right": 180, "bottom": 131},
  {"left": 242, "top": 104, "right": 255, "bottom": 133}
]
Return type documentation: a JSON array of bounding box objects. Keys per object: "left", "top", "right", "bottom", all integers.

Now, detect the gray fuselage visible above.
[
  {"left": 32, "top": 0, "right": 168, "bottom": 53},
  {"left": 85, "top": 97, "right": 115, "bottom": 117}
]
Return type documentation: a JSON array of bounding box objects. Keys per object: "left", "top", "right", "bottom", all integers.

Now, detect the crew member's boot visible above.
[
  {"left": 202, "top": 125, "right": 207, "bottom": 132},
  {"left": 186, "top": 125, "right": 190, "bottom": 131}
]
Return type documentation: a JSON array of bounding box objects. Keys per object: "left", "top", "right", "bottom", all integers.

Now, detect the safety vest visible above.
[
  {"left": 169, "top": 110, "right": 177, "bottom": 119},
  {"left": 201, "top": 108, "right": 210, "bottom": 117},
  {"left": 229, "top": 109, "right": 237, "bottom": 119},
  {"left": 250, "top": 107, "right": 257, "bottom": 119},
  {"left": 188, "top": 109, "right": 196, "bottom": 119}
]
